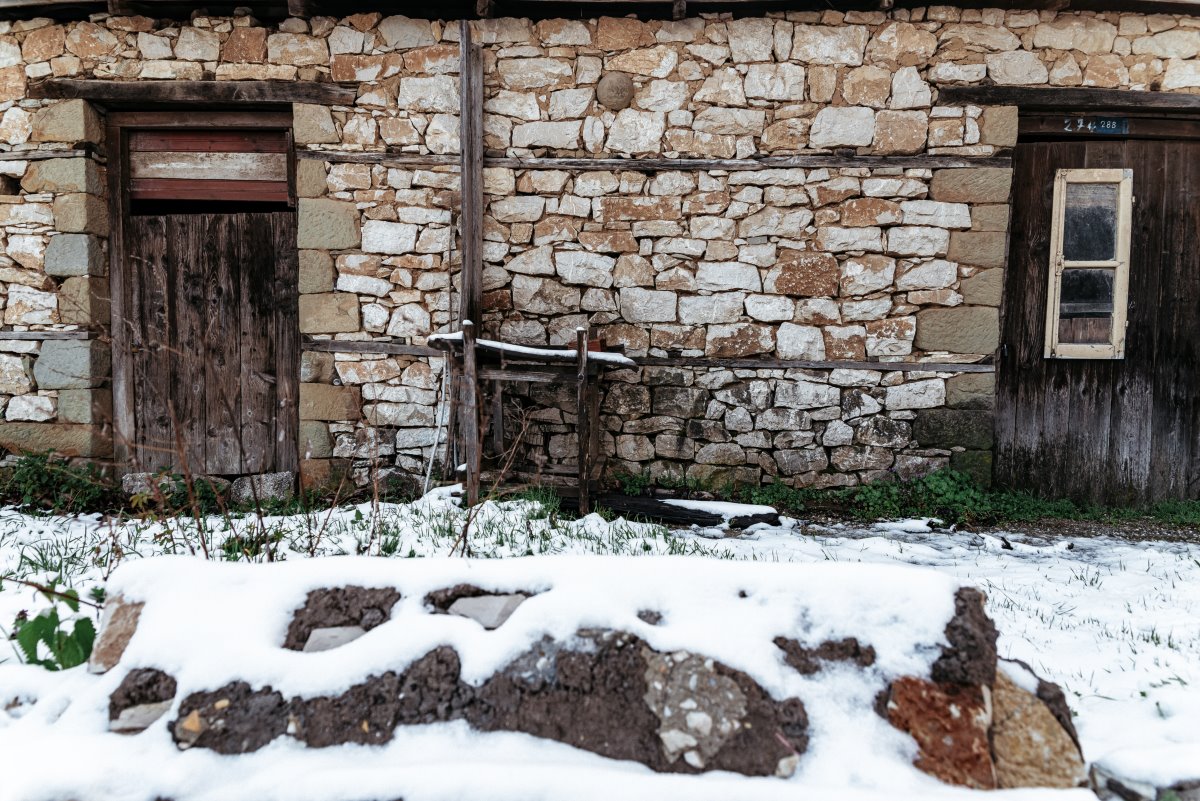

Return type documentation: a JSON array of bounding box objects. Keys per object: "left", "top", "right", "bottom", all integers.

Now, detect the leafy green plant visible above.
[
  {"left": 9, "top": 580, "right": 96, "bottom": 670},
  {"left": 740, "top": 482, "right": 816, "bottom": 514},
  {"left": 613, "top": 469, "right": 653, "bottom": 497},
  {"left": 0, "top": 452, "right": 119, "bottom": 515}
]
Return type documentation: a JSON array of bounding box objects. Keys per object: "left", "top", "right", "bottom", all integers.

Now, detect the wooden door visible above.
[
  {"left": 996, "top": 137, "right": 1200, "bottom": 504},
  {"left": 126, "top": 211, "right": 298, "bottom": 475}
]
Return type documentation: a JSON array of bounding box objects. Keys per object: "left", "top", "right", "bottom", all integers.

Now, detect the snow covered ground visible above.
[{"left": 0, "top": 488, "right": 1197, "bottom": 800}]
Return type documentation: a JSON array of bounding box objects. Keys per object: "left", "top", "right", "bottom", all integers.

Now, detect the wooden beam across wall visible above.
[
  {"left": 296, "top": 150, "right": 1010, "bottom": 171},
  {"left": 459, "top": 19, "right": 484, "bottom": 327},
  {"left": 28, "top": 79, "right": 356, "bottom": 106},
  {"left": 938, "top": 85, "right": 1200, "bottom": 113}
]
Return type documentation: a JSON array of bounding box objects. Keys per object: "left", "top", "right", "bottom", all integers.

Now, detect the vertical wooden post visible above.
[
  {"left": 576, "top": 327, "right": 590, "bottom": 515},
  {"left": 459, "top": 19, "right": 483, "bottom": 328},
  {"left": 461, "top": 321, "right": 481, "bottom": 507}
]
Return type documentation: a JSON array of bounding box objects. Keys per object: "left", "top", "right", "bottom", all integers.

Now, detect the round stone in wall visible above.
[{"left": 597, "top": 72, "right": 635, "bottom": 111}]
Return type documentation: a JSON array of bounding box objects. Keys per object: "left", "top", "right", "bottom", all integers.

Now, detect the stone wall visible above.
[{"left": 0, "top": 8, "right": 1195, "bottom": 485}]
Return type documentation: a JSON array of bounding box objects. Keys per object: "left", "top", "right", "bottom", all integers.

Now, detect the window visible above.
[{"left": 1044, "top": 168, "right": 1133, "bottom": 359}]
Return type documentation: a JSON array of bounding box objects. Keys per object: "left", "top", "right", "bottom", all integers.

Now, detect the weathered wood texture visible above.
[
  {"left": 127, "top": 127, "right": 291, "bottom": 202},
  {"left": 941, "top": 85, "right": 1200, "bottom": 112},
  {"left": 995, "top": 137, "right": 1200, "bottom": 504},
  {"left": 29, "top": 78, "right": 355, "bottom": 105},
  {"left": 125, "top": 211, "right": 297, "bottom": 475},
  {"left": 459, "top": 20, "right": 484, "bottom": 326}
]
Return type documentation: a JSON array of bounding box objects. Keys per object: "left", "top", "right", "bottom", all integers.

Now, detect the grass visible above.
[{"left": 735, "top": 468, "right": 1200, "bottom": 529}]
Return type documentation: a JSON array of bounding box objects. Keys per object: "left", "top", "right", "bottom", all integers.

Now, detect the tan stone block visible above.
[
  {"left": 296, "top": 199, "right": 360, "bottom": 250},
  {"left": 299, "top": 249, "right": 334, "bottom": 294},
  {"left": 295, "top": 159, "right": 327, "bottom": 198},
  {"left": 765, "top": 251, "right": 839, "bottom": 296},
  {"left": 930, "top": 168, "right": 1013, "bottom": 203},
  {"left": 222, "top": 27, "right": 266, "bottom": 63},
  {"left": 0, "top": 66, "right": 25, "bottom": 103},
  {"left": 842, "top": 65, "right": 892, "bottom": 108},
  {"left": 58, "top": 275, "right": 110, "bottom": 325},
  {"left": 31, "top": 100, "right": 103, "bottom": 144},
  {"left": 57, "top": 387, "right": 112, "bottom": 425},
  {"left": 299, "top": 457, "right": 352, "bottom": 491},
  {"left": 915, "top": 306, "right": 999, "bottom": 355},
  {"left": 981, "top": 106, "right": 1018, "bottom": 148},
  {"left": 22, "top": 25, "right": 65, "bottom": 62},
  {"left": 960, "top": 269, "right": 1003, "bottom": 306},
  {"left": 299, "top": 292, "right": 360, "bottom": 333},
  {"left": 53, "top": 193, "right": 109, "bottom": 236},
  {"left": 948, "top": 231, "right": 1007, "bottom": 269},
  {"left": 596, "top": 16, "right": 651, "bottom": 50},
  {"left": 21, "top": 158, "right": 103, "bottom": 195},
  {"left": 299, "top": 420, "right": 332, "bottom": 458},
  {"left": 292, "top": 103, "right": 339, "bottom": 145},
  {"left": 65, "top": 22, "right": 119, "bottom": 59},
  {"left": 971, "top": 204, "right": 1010, "bottom": 232},
  {"left": 299, "top": 383, "right": 362, "bottom": 421},
  {"left": 0, "top": 422, "right": 111, "bottom": 457},
  {"left": 946, "top": 373, "right": 995, "bottom": 410},
  {"left": 840, "top": 198, "right": 902, "bottom": 227}
]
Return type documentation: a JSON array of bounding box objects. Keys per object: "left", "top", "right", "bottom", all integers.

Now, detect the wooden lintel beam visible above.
[
  {"left": 938, "top": 85, "right": 1200, "bottom": 113},
  {"left": 28, "top": 79, "right": 356, "bottom": 107},
  {"left": 301, "top": 337, "right": 438, "bottom": 357},
  {"left": 297, "top": 150, "right": 1009, "bottom": 171}
]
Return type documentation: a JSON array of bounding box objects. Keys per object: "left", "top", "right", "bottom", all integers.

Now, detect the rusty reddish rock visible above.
[{"left": 886, "top": 676, "right": 997, "bottom": 790}]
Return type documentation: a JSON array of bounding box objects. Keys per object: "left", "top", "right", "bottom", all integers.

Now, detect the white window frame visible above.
[{"left": 1044, "top": 167, "right": 1134, "bottom": 360}]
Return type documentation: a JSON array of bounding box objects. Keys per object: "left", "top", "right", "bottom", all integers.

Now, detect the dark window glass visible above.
[
  {"left": 1059, "top": 268, "right": 1114, "bottom": 318},
  {"left": 1063, "top": 183, "right": 1118, "bottom": 262}
]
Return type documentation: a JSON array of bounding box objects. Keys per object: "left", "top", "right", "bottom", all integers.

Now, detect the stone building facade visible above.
[{"left": 0, "top": 6, "right": 1194, "bottom": 492}]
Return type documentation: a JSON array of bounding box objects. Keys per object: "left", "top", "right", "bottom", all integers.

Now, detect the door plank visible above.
[
  {"left": 203, "top": 214, "right": 244, "bottom": 474},
  {"left": 271, "top": 212, "right": 300, "bottom": 473},
  {"left": 167, "top": 214, "right": 208, "bottom": 475},
  {"left": 239, "top": 213, "right": 275, "bottom": 474}
]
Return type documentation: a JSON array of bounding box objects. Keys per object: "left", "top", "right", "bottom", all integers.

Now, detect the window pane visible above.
[
  {"left": 1058, "top": 268, "right": 1114, "bottom": 344},
  {"left": 1063, "top": 182, "right": 1118, "bottom": 262}
]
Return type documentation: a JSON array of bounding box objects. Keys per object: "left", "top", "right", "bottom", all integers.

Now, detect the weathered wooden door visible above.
[
  {"left": 125, "top": 211, "right": 298, "bottom": 475},
  {"left": 996, "top": 136, "right": 1200, "bottom": 504}
]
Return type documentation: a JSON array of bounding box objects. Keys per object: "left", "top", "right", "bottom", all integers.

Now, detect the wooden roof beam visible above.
[{"left": 28, "top": 78, "right": 356, "bottom": 106}]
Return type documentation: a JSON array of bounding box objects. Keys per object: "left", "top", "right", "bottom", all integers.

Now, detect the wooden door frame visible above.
[{"left": 106, "top": 109, "right": 298, "bottom": 473}]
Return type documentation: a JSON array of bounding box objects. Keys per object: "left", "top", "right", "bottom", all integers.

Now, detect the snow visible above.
[
  {"left": 662, "top": 498, "right": 777, "bottom": 519},
  {"left": 0, "top": 490, "right": 1198, "bottom": 799},
  {"left": 428, "top": 331, "right": 636, "bottom": 365}
]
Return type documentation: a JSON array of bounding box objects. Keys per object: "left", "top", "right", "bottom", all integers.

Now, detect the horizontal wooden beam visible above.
[
  {"left": 301, "top": 337, "right": 439, "bottom": 357},
  {"left": 0, "top": 147, "right": 99, "bottom": 162},
  {"left": 29, "top": 79, "right": 355, "bottom": 107},
  {"left": 0, "top": 330, "right": 93, "bottom": 340},
  {"left": 297, "top": 149, "right": 1009, "bottom": 171},
  {"left": 939, "top": 85, "right": 1200, "bottom": 113},
  {"left": 636, "top": 356, "right": 995, "bottom": 372}
]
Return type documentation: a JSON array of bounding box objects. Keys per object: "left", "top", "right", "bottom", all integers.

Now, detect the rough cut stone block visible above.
[
  {"left": 947, "top": 373, "right": 995, "bottom": 410},
  {"left": 53, "top": 193, "right": 108, "bottom": 235},
  {"left": 58, "top": 275, "right": 110, "bottom": 325},
  {"left": 88, "top": 595, "right": 143, "bottom": 673},
  {"left": 930, "top": 168, "right": 1013, "bottom": 204},
  {"left": 299, "top": 293, "right": 360, "bottom": 334},
  {"left": 303, "top": 626, "right": 367, "bottom": 653},
  {"left": 981, "top": 106, "right": 1018, "bottom": 148},
  {"left": 914, "top": 409, "right": 994, "bottom": 449},
  {"left": 295, "top": 159, "right": 327, "bottom": 198},
  {"left": 34, "top": 339, "right": 110, "bottom": 389},
  {"left": 0, "top": 422, "right": 111, "bottom": 457},
  {"left": 297, "top": 199, "right": 361, "bottom": 250},
  {"left": 948, "top": 232, "right": 1007, "bottom": 269},
  {"left": 21, "top": 157, "right": 103, "bottom": 194},
  {"left": 960, "top": 269, "right": 1003, "bottom": 306},
  {"left": 300, "top": 383, "right": 362, "bottom": 421},
  {"left": 45, "top": 233, "right": 104, "bottom": 277},
  {"left": 58, "top": 387, "right": 112, "bottom": 425},
  {"left": 299, "top": 420, "right": 332, "bottom": 458},
  {"left": 448, "top": 594, "right": 528, "bottom": 629},
  {"left": 230, "top": 472, "right": 295, "bottom": 505},
  {"left": 293, "top": 103, "right": 339, "bottom": 144},
  {"left": 915, "top": 307, "right": 1000, "bottom": 355},
  {"left": 298, "top": 250, "right": 335, "bottom": 295},
  {"left": 31, "top": 100, "right": 103, "bottom": 144}
]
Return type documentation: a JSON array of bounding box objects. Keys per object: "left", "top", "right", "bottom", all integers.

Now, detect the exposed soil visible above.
[
  {"left": 283, "top": 586, "right": 402, "bottom": 650},
  {"left": 172, "top": 682, "right": 289, "bottom": 754},
  {"left": 932, "top": 588, "right": 998, "bottom": 687},
  {"left": 774, "top": 636, "right": 877, "bottom": 675},
  {"left": 290, "top": 647, "right": 472, "bottom": 747},
  {"left": 109, "top": 668, "right": 177, "bottom": 720}
]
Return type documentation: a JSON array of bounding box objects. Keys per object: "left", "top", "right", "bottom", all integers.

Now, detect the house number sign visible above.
[{"left": 1062, "top": 116, "right": 1129, "bottom": 135}]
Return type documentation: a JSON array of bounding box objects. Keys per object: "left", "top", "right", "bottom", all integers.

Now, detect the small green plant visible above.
[
  {"left": 613, "top": 469, "right": 653, "bottom": 497},
  {"left": 656, "top": 471, "right": 705, "bottom": 497},
  {"left": 741, "top": 482, "right": 816, "bottom": 514},
  {"left": 8, "top": 580, "right": 96, "bottom": 671},
  {"left": 0, "top": 452, "right": 119, "bottom": 515}
]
